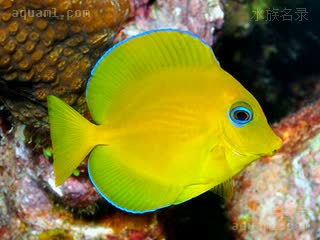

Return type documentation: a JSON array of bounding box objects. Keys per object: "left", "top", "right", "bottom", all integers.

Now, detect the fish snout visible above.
[
  {"left": 274, "top": 135, "right": 283, "bottom": 150},
  {"left": 266, "top": 135, "right": 283, "bottom": 156}
]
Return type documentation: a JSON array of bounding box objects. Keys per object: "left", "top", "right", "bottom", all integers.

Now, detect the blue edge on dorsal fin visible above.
[
  {"left": 85, "top": 28, "right": 218, "bottom": 214},
  {"left": 85, "top": 28, "right": 219, "bottom": 103}
]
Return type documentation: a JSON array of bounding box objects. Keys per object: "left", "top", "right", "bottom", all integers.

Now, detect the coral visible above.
[
  {"left": 0, "top": 110, "right": 165, "bottom": 239},
  {"left": 0, "top": 0, "right": 130, "bottom": 127},
  {"left": 118, "top": 0, "right": 224, "bottom": 45},
  {"left": 227, "top": 100, "right": 320, "bottom": 239}
]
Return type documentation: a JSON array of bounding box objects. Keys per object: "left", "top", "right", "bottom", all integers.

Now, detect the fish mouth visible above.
[
  {"left": 221, "top": 125, "right": 280, "bottom": 159},
  {"left": 226, "top": 138, "right": 275, "bottom": 158},
  {"left": 231, "top": 144, "right": 277, "bottom": 157},
  {"left": 230, "top": 148, "right": 260, "bottom": 158},
  {"left": 221, "top": 127, "right": 261, "bottom": 158},
  {"left": 228, "top": 144, "right": 265, "bottom": 159}
]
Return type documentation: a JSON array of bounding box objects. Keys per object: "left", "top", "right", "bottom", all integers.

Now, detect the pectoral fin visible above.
[
  {"left": 173, "top": 183, "right": 214, "bottom": 205},
  {"left": 210, "top": 178, "right": 235, "bottom": 200}
]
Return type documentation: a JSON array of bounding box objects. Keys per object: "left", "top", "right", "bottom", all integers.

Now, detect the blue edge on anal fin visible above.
[
  {"left": 87, "top": 161, "right": 170, "bottom": 214},
  {"left": 85, "top": 28, "right": 218, "bottom": 214}
]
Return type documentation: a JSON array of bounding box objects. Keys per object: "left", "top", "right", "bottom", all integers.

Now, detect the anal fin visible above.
[{"left": 87, "top": 146, "right": 182, "bottom": 213}]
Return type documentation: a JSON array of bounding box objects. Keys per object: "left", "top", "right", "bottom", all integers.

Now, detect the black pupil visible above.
[{"left": 235, "top": 111, "right": 249, "bottom": 121}]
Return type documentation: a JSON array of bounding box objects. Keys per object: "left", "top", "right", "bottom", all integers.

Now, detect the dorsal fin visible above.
[{"left": 86, "top": 29, "right": 220, "bottom": 124}]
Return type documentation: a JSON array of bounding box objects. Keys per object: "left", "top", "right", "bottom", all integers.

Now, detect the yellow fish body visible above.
[{"left": 47, "top": 29, "right": 282, "bottom": 213}]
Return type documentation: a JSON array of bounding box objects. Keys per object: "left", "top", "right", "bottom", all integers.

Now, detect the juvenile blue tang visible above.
[{"left": 47, "top": 29, "right": 282, "bottom": 213}]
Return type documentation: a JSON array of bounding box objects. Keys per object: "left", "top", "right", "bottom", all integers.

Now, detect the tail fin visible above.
[{"left": 47, "top": 95, "right": 97, "bottom": 186}]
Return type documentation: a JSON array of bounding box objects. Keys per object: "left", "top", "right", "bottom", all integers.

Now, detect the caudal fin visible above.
[{"left": 47, "top": 95, "right": 97, "bottom": 186}]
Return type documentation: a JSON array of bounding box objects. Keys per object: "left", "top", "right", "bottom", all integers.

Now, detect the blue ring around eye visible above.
[{"left": 228, "top": 106, "right": 253, "bottom": 128}]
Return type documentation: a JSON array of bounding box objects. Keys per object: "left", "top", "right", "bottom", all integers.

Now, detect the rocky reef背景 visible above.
[
  {"left": 227, "top": 100, "right": 320, "bottom": 239},
  {"left": 0, "top": 0, "right": 225, "bottom": 129},
  {"left": 0, "top": 0, "right": 130, "bottom": 127},
  {"left": 0, "top": 108, "right": 165, "bottom": 239}
]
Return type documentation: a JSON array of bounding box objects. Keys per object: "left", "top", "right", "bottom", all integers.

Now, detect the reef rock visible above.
[
  {"left": 0, "top": 0, "right": 130, "bottom": 127},
  {"left": 0, "top": 109, "right": 165, "bottom": 239},
  {"left": 0, "top": 0, "right": 226, "bottom": 129},
  {"left": 120, "top": 0, "right": 224, "bottom": 45},
  {"left": 227, "top": 100, "right": 320, "bottom": 239}
]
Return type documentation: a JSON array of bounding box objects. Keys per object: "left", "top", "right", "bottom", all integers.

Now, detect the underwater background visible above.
[{"left": 0, "top": 0, "right": 320, "bottom": 239}]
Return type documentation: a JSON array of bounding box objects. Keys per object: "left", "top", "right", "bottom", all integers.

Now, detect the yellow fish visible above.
[{"left": 47, "top": 29, "right": 282, "bottom": 213}]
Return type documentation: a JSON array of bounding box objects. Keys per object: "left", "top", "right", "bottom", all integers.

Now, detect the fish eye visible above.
[{"left": 228, "top": 102, "right": 253, "bottom": 127}]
